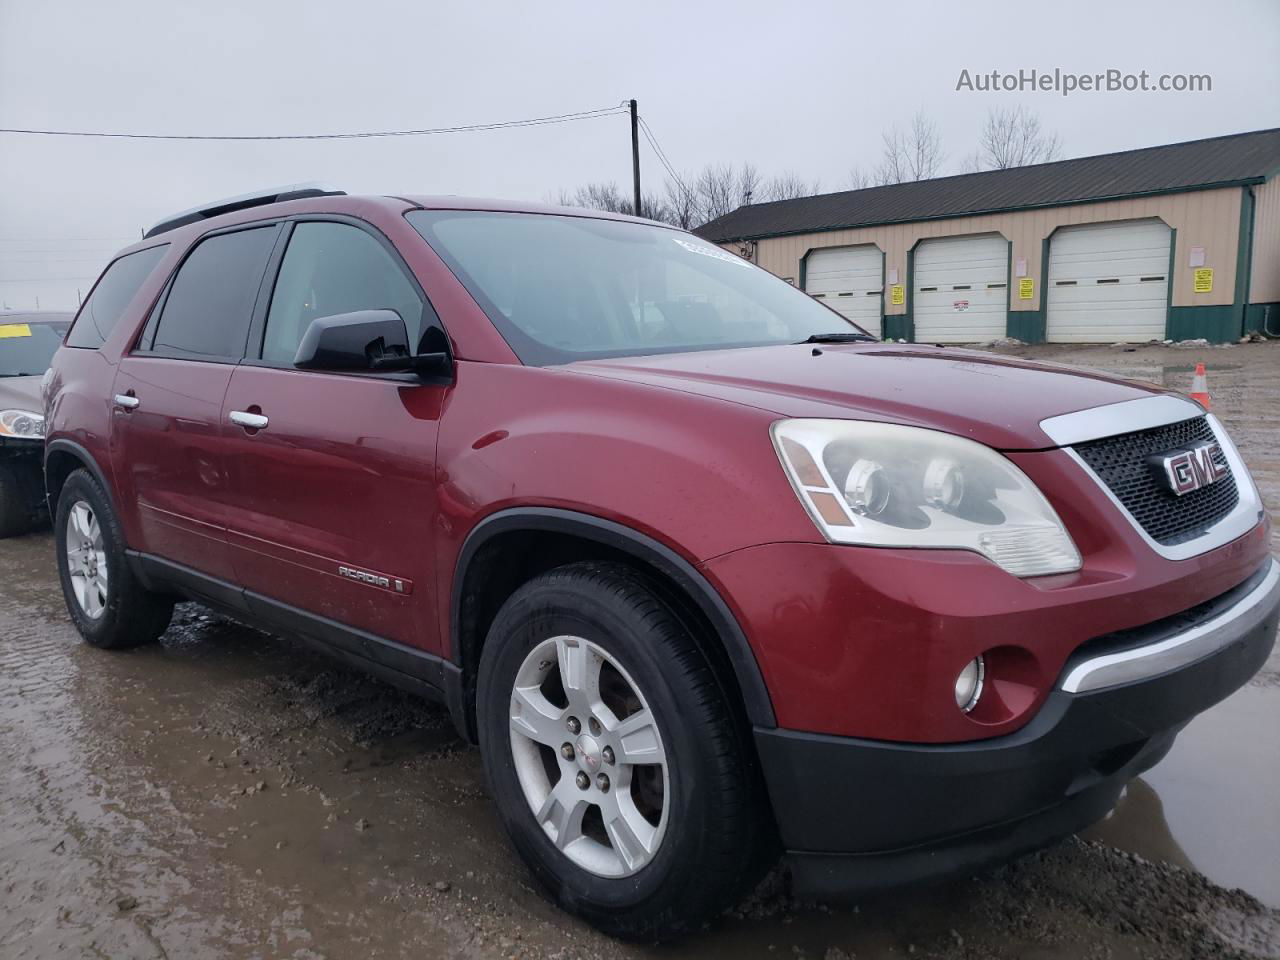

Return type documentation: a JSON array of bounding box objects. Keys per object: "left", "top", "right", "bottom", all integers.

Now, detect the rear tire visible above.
[
  {"left": 477, "top": 561, "right": 769, "bottom": 940},
  {"left": 54, "top": 468, "right": 173, "bottom": 649},
  {"left": 0, "top": 462, "right": 36, "bottom": 538}
]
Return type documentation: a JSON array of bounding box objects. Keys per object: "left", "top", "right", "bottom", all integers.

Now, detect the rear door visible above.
[
  {"left": 220, "top": 218, "right": 448, "bottom": 650},
  {"left": 110, "top": 223, "right": 279, "bottom": 583}
]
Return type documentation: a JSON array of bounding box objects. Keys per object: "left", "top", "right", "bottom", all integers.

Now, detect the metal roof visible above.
[{"left": 695, "top": 127, "right": 1280, "bottom": 243}]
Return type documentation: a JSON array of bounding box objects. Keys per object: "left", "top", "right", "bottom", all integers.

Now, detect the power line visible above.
[
  {"left": 0, "top": 105, "right": 628, "bottom": 141},
  {"left": 637, "top": 117, "right": 691, "bottom": 199}
]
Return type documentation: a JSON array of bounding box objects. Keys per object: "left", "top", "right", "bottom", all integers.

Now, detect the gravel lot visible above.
[{"left": 2, "top": 340, "right": 1277, "bottom": 959}]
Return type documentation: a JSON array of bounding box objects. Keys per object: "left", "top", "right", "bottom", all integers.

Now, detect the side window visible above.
[
  {"left": 66, "top": 245, "right": 168, "bottom": 348},
  {"left": 260, "top": 222, "right": 424, "bottom": 365},
  {"left": 148, "top": 226, "right": 277, "bottom": 360}
]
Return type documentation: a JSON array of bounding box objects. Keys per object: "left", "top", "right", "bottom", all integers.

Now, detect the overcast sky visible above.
[{"left": 2, "top": 0, "right": 1278, "bottom": 310}]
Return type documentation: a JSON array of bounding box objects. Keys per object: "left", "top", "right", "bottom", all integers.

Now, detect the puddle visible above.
[{"left": 1088, "top": 677, "right": 1280, "bottom": 908}]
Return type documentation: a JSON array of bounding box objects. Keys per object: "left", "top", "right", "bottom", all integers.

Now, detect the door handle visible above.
[
  {"left": 229, "top": 410, "right": 269, "bottom": 430},
  {"left": 114, "top": 394, "right": 140, "bottom": 410}
]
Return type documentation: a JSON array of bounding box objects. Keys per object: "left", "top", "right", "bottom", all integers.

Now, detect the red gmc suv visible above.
[{"left": 44, "top": 187, "right": 1278, "bottom": 939}]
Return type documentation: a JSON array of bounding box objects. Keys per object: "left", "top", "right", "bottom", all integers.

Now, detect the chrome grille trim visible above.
[{"left": 1062, "top": 414, "right": 1263, "bottom": 561}]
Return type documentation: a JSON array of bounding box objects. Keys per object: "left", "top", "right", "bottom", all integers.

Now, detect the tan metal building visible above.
[{"left": 697, "top": 128, "right": 1280, "bottom": 343}]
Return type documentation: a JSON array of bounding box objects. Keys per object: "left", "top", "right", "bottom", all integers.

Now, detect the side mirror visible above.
[{"left": 292, "top": 310, "right": 449, "bottom": 375}]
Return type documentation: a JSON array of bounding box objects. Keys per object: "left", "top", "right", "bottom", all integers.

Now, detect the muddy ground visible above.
[{"left": 2, "top": 340, "right": 1278, "bottom": 960}]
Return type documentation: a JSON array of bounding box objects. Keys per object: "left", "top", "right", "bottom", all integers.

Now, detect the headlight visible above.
[
  {"left": 772, "top": 419, "right": 1081, "bottom": 577},
  {"left": 0, "top": 409, "right": 46, "bottom": 439}
]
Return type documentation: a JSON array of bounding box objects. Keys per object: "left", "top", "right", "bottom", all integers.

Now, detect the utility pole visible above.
[{"left": 629, "top": 99, "right": 642, "bottom": 218}]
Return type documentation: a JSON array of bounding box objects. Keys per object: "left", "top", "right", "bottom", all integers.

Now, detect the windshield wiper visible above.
[{"left": 797, "top": 332, "right": 879, "bottom": 344}]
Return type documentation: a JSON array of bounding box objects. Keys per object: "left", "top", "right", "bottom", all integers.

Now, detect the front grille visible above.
[{"left": 1073, "top": 416, "right": 1238, "bottom": 546}]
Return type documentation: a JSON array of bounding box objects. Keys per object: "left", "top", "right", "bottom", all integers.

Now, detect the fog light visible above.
[{"left": 955, "top": 656, "right": 985, "bottom": 713}]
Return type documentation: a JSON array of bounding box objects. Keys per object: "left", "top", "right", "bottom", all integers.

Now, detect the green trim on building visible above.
[
  {"left": 1167, "top": 305, "right": 1240, "bottom": 342},
  {"left": 1007, "top": 310, "right": 1045, "bottom": 343},
  {"left": 877, "top": 247, "right": 886, "bottom": 339},
  {"left": 882, "top": 315, "right": 911, "bottom": 340},
  {"left": 1234, "top": 186, "right": 1256, "bottom": 335},
  {"left": 1164, "top": 226, "right": 1177, "bottom": 339},
  {"left": 1002, "top": 239, "right": 1015, "bottom": 339}
]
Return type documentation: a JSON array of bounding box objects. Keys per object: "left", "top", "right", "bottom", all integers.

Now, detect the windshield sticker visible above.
[
  {"left": 0, "top": 323, "right": 33, "bottom": 339},
  {"left": 672, "top": 237, "right": 751, "bottom": 268}
]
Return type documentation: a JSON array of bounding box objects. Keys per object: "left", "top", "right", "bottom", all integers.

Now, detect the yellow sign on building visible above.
[
  {"left": 1193, "top": 268, "right": 1213, "bottom": 293},
  {"left": 890, "top": 284, "right": 904, "bottom": 305},
  {"left": 1018, "top": 277, "right": 1035, "bottom": 300}
]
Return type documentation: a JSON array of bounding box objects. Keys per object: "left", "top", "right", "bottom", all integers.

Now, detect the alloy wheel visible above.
[
  {"left": 508, "top": 634, "right": 669, "bottom": 877},
  {"left": 65, "top": 500, "right": 108, "bottom": 619}
]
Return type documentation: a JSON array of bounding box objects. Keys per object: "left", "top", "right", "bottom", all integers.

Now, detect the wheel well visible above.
[
  {"left": 43, "top": 449, "right": 84, "bottom": 512},
  {"left": 453, "top": 528, "right": 756, "bottom": 743}
]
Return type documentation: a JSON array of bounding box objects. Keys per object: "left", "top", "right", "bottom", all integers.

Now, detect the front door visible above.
[
  {"left": 110, "top": 223, "right": 280, "bottom": 583},
  {"left": 220, "top": 219, "right": 447, "bottom": 651}
]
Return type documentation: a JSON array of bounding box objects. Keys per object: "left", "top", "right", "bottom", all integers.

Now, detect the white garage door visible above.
[
  {"left": 804, "top": 245, "right": 883, "bottom": 337},
  {"left": 1047, "top": 219, "right": 1171, "bottom": 342},
  {"left": 913, "top": 234, "right": 1008, "bottom": 343}
]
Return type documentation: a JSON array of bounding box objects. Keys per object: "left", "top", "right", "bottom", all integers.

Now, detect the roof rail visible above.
[{"left": 143, "top": 182, "right": 346, "bottom": 238}]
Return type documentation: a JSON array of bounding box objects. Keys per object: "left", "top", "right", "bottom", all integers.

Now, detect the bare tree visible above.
[
  {"left": 845, "top": 166, "right": 874, "bottom": 190},
  {"left": 973, "top": 106, "right": 1062, "bottom": 170},
  {"left": 762, "top": 171, "right": 822, "bottom": 202},
  {"left": 876, "top": 111, "right": 945, "bottom": 185},
  {"left": 553, "top": 182, "right": 673, "bottom": 224},
  {"left": 692, "top": 162, "right": 764, "bottom": 222},
  {"left": 557, "top": 161, "right": 820, "bottom": 230},
  {"left": 663, "top": 175, "right": 700, "bottom": 229}
]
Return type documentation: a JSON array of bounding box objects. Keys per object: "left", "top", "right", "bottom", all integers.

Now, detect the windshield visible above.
[
  {"left": 0, "top": 321, "right": 67, "bottom": 377},
  {"left": 406, "top": 210, "right": 869, "bottom": 365}
]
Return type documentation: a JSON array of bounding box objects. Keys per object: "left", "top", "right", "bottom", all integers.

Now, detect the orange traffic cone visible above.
[{"left": 1190, "top": 362, "right": 1211, "bottom": 410}]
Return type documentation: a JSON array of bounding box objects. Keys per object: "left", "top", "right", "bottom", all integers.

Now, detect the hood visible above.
[
  {"left": 0, "top": 375, "right": 43, "bottom": 414},
  {"left": 564, "top": 343, "right": 1175, "bottom": 450}
]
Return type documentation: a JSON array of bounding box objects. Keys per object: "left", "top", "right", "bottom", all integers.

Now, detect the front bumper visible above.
[
  {"left": 756, "top": 559, "right": 1279, "bottom": 898},
  {"left": 0, "top": 435, "right": 42, "bottom": 456},
  {"left": 0, "top": 438, "right": 49, "bottom": 521}
]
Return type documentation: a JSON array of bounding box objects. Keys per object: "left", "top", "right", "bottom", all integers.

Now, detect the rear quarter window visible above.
[{"left": 66, "top": 244, "right": 169, "bottom": 349}]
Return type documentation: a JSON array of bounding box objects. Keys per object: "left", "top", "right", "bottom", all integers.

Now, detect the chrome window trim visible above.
[
  {"left": 1039, "top": 394, "right": 1204, "bottom": 447},
  {"left": 1061, "top": 413, "right": 1263, "bottom": 561},
  {"left": 1061, "top": 559, "right": 1279, "bottom": 693}
]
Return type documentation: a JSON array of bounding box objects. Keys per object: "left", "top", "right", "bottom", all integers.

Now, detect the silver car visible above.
[{"left": 0, "top": 312, "right": 71, "bottom": 536}]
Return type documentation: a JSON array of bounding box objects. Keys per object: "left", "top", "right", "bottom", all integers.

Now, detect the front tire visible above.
[
  {"left": 477, "top": 562, "right": 769, "bottom": 940},
  {"left": 54, "top": 469, "right": 173, "bottom": 649}
]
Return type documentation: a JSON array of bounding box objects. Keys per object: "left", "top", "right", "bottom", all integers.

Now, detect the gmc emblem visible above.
[{"left": 1155, "top": 441, "right": 1229, "bottom": 496}]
